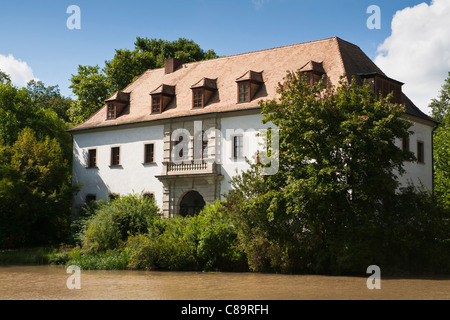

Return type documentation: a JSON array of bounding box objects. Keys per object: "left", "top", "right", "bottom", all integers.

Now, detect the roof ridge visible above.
[{"left": 126, "top": 37, "right": 341, "bottom": 78}]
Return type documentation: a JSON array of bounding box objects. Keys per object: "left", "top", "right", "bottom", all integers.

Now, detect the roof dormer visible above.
[
  {"left": 105, "top": 91, "right": 130, "bottom": 120},
  {"left": 150, "top": 84, "right": 176, "bottom": 114},
  {"left": 191, "top": 78, "right": 218, "bottom": 108},
  {"left": 299, "top": 61, "right": 326, "bottom": 86},
  {"left": 358, "top": 73, "right": 403, "bottom": 104},
  {"left": 235, "top": 70, "right": 263, "bottom": 103}
]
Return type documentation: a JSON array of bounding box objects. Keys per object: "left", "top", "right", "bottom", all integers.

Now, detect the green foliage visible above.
[
  {"left": 0, "top": 128, "right": 73, "bottom": 248},
  {"left": 433, "top": 119, "right": 450, "bottom": 211},
  {"left": 69, "top": 37, "right": 218, "bottom": 123},
  {"left": 72, "top": 198, "right": 246, "bottom": 271},
  {"left": 430, "top": 71, "right": 450, "bottom": 122},
  {"left": 79, "top": 194, "right": 161, "bottom": 252},
  {"left": 429, "top": 72, "right": 450, "bottom": 211},
  {"left": 68, "top": 65, "right": 110, "bottom": 124},
  {"left": 127, "top": 220, "right": 198, "bottom": 271},
  {"left": 126, "top": 200, "right": 246, "bottom": 271},
  {"left": 0, "top": 70, "right": 11, "bottom": 84},
  {"left": 226, "top": 71, "right": 448, "bottom": 275},
  {"left": 26, "top": 80, "right": 73, "bottom": 123}
]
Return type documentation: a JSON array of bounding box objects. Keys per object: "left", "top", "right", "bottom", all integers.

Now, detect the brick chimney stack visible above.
[{"left": 165, "top": 58, "right": 184, "bottom": 74}]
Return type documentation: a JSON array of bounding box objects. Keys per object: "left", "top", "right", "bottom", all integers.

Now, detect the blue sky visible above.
[{"left": 2, "top": 0, "right": 448, "bottom": 114}]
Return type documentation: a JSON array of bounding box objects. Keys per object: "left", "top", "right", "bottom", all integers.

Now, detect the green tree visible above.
[
  {"left": 0, "top": 80, "right": 74, "bottom": 249},
  {"left": 26, "top": 80, "right": 73, "bottom": 123},
  {"left": 69, "top": 37, "right": 218, "bottom": 123},
  {"left": 430, "top": 72, "right": 450, "bottom": 211},
  {"left": 227, "top": 71, "right": 445, "bottom": 274},
  {"left": 0, "top": 70, "right": 11, "bottom": 84},
  {"left": 0, "top": 128, "right": 73, "bottom": 248},
  {"left": 429, "top": 72, "right": 450, "bottom": 122},
  {"left": 68, "top": 65, "right": 110, "bottom": 124}
]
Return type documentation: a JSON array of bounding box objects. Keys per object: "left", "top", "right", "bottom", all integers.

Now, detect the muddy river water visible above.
[{"left": 0, "top": 265, "right": 448, "bottom": 300}]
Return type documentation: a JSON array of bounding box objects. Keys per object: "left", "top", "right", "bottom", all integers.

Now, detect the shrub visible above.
[
  {"left": 194, "top": 201, "right": 247, "bottom": 271},
  {"left": 126, "top": 201, "right": 247, "bottom": 271},
  {"left": 127, "top": 218, "right": 198, "bottom": 271},
  {"left": 79, "top": 194, "right": 161, "bottom": 252}
]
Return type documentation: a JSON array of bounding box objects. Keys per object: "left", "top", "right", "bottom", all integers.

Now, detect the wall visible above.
[
  {"left": 219, "top": 113, "right": 274, "bottom": 197},
  {"left": 395, "top": 120, "right": 435, "bottom": 191},
  {"left": 72, "top": 125, "right": 165, "bottom": 213},
  {"left": 72, "top": 113, "right": 435, "bottom": 217}
]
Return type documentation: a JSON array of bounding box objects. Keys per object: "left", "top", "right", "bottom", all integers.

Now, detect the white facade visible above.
[
  {"left": 72, "top": 111, "right": 275, "bottom": 217},
  {"left": 395, "top": 117, "right": 435, "bottom": 191},
  {"left": 72, "top": 124, "right": 165, "bottom": 210},
  {"left": 72, "top": 109, "right": 436, "bottom": 217}
]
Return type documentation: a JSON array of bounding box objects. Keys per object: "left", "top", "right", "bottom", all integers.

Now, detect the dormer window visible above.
[
  {"left": 236, "top": 71, "right": 263, "bottom": 104},
  {"left": 193, "top": 89, "right": 204, "bottom": 108},
  {"left": 152, "top": 95, "right": 162, "bottom": 113},
  {"left": 191, "top": 78, "right": 217, "bottom": 109},
  {"left": 107, "top": 103, "right": 116, "bottom": 120},
  {"left": 358, "top": 73, "right": 403, "bottom": 104},
  {"left": 150, "top": 84, "right": 176, "bottom": 114},
  {"left": 299, "top": 61, "right": 326, "bottom": 86},
  {"left": 238, "top": 82, "right": 250, "bottom": 103},
  {"left": 104, "top": 91, "right": 130, "bottom": 120}
]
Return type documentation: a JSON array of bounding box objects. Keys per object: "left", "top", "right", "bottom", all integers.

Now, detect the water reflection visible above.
[{"left": 0, "top": 266, "right": 448, "bottom": 300}]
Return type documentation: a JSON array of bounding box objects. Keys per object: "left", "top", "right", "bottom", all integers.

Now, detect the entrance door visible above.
[{"left": 179, "top": 191, "right": 206, "bottom": 217}]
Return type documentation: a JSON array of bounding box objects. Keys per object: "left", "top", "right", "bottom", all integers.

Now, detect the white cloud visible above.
[
  {"left": 0, "top": 54, "right": 38, "bottom": 87},
  {"left": 374, "top": 0, "right": 450, "bottom": 115}
]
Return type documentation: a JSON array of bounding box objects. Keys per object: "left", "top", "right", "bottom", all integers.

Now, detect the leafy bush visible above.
[
  {"left": 126, "top": 201, "right": 247, "bottom": 271},
  {"left": 79, "top": 194, "right": 161, "bottom": 252},
  {"left": 65, "top": 248, "right": 130, "bottom": 270}
]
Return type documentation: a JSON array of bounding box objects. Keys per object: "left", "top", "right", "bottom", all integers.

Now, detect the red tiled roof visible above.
[{"left": 68, "top": 36, "right": 435, "bottom": 132}]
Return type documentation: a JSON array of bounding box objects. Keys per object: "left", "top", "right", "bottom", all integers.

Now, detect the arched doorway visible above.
[{"left": 179, "top": 191, "right": 205, "bottom": 217}]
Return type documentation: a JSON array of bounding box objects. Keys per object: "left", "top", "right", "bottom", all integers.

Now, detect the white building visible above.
[{"left": 69, "top": 37, "right": 438, "bottom": 217}]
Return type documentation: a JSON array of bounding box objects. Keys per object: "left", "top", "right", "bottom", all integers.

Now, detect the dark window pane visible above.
[{"left": 88, "top": 149, "right": 97, "bottom": 168}]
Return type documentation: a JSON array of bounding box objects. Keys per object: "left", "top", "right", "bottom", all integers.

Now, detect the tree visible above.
[
  {"left": 430, "top": 72, "right": 450, "bottom": 211},
  {"left": 26, "top": 80, "right": 73, "bottom": 123},
  {"left": 68, "top": 65, "right": 110, "bottom": 124},
  {"left": 227, "top": 72, "right": 447, "bottom": 274},
  {"left": 429, "top": 71, "right": 450, "bottom": 122},
  {"left": 69, "top": 37, "right": 218, "bottom": 123},
  {"left": 0, "top": 80, "right": 72, "bottom": 158},
  {"left": 0, "top": 70, "right": 11, "bottom": 84},
  {"left": 0, "top": 80, "right": 74, "bottom": 248},
  {"left": 0, "top": 128, "right": 73, "bottom": 248}
]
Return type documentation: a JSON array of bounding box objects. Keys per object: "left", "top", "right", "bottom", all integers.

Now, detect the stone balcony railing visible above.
[{"left": 162, "top": 160, "right": 217, "bottom": 176}]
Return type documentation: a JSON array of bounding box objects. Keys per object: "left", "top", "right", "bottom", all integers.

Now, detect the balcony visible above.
[{"left": 160, "top": 160, "right": 218, "bottom": 176}]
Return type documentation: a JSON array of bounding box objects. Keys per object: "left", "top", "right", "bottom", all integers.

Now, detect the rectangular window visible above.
[
  {"left": 233, "top": 135, "right": 244, "bottom": 158},
  {"left": 238, "top": 82, "right": 250, "bottom": 103},
  {"left": 174, "top": 135, "right": 189, "bottom": 161},
  {"left": 417, "top": 141, "right": 424, "bottom": 163},
  {"left": 107, "top": 103, "right": 116, "bottom": 120},
  {"left": 109, "top": 193, "right": 119, "bottom": 201},
  {"left": 88, "top": 149, "right": 97, "bottom": 168},
  {"left": 85, "top": 194, "right": 96, "bottom": 204},
  {"left": 143, "top": 193, "right": 154, "bottom": 201},
  {"left": 111, "top": 147, "right": 120, "bottom": 166},
  {"left": 152, "top": 95, "right": 162, "bottom": 113},
  {"left": 193, "top": 89, "right": 204, "bottom": 108},
  {"left": 194, "top": 132, "right": 208, "bottom": 160},
  {"left": 402, "top": 138, "right": 410, "bottom": 152},
  {"left": 144, "top": 143, "right": 155, "bottom": 164}
]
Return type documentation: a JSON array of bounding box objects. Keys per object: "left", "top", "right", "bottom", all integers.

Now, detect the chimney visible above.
[{"left": 165, "top": 58, "right": 184, "bottom": 74}]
